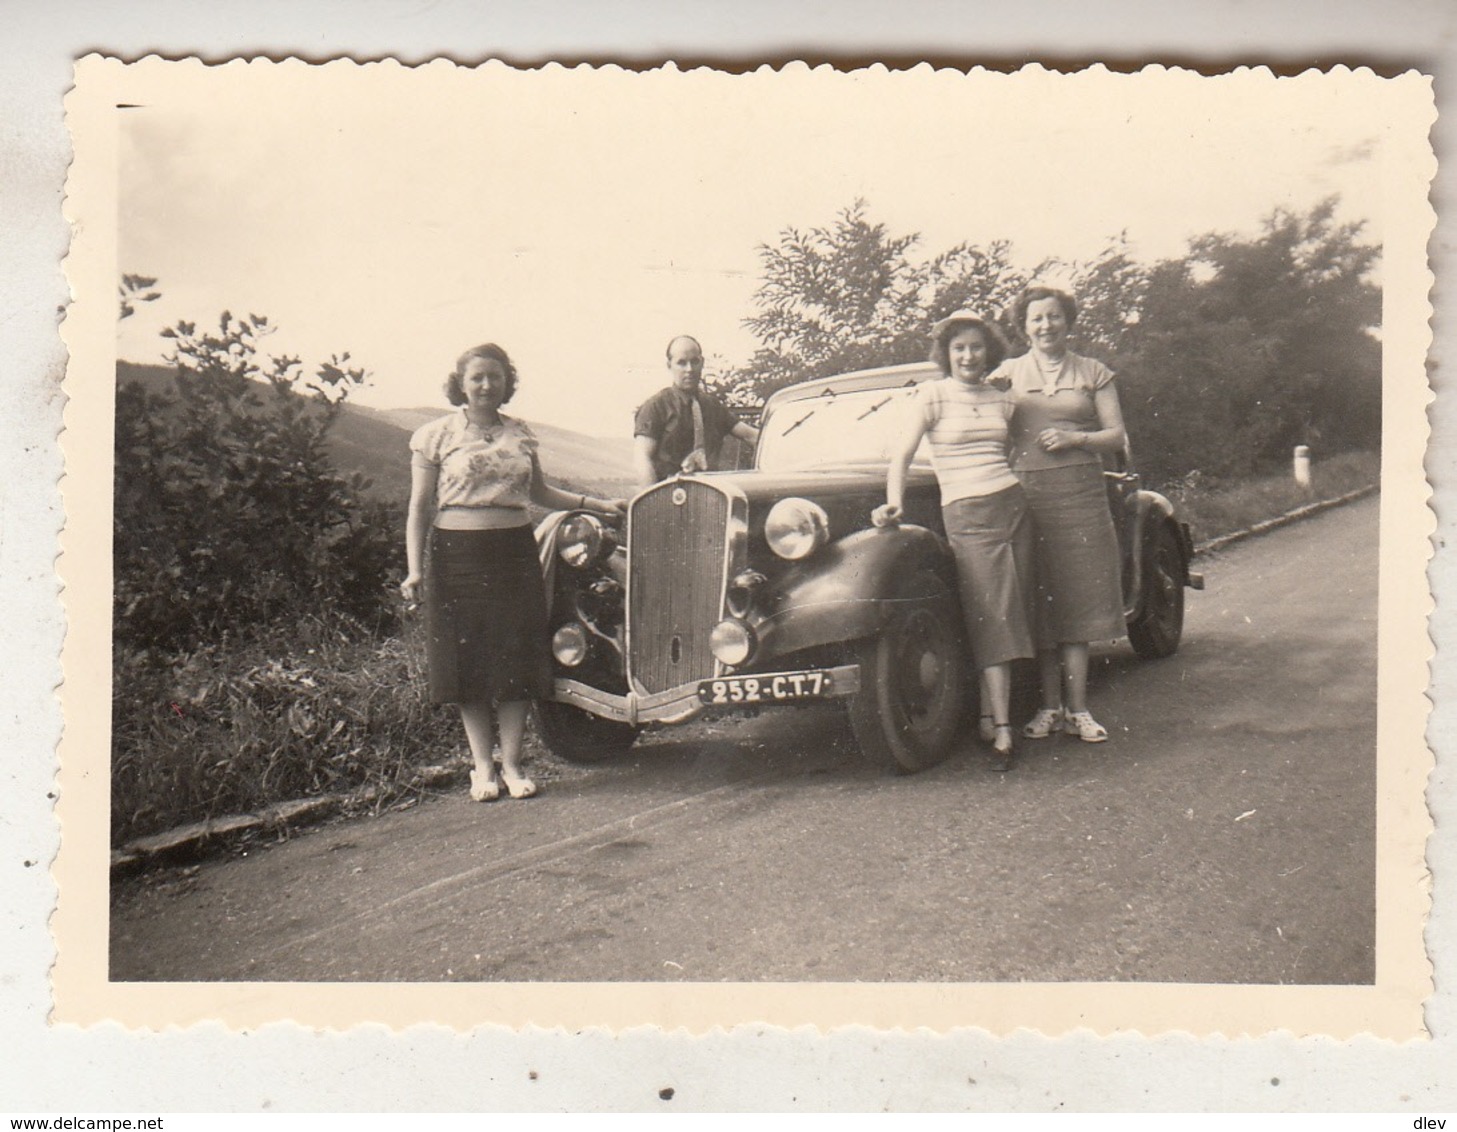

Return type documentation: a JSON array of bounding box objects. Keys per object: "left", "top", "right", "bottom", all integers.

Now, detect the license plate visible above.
[{"left": 697, "top": 670, "right": 834, "bottom": 706}]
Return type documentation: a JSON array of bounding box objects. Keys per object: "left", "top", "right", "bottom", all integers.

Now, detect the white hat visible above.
[{"left": 930, "top": 309, "right": 993, "bottom": 337}]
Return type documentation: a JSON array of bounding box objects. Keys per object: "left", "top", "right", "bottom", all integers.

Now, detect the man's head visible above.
[{"left": 664, "top": 335, "right": 704, "bottom": 393}]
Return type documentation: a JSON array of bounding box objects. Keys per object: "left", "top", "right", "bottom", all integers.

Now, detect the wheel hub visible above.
[{"left": 897, "top": 610, "right": 946, "bottom": 723}]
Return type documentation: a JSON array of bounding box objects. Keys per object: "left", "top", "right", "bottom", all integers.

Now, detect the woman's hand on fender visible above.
[
  {"left": 400, "top": 573, "right": 423, "bottom": 604},
  {"left": 871, "top": 503, "right": 902, "bottom": 528}
]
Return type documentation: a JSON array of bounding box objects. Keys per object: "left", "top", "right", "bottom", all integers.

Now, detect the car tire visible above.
[
  {"left": 534, "top": 700, "right": 640, "bottom": 764},
  {"left": 850, "top": 568, "right": 965, "bottom": 774},
  {"left": 1128, "top": 521, "right": 1186, "bottom": 659}
]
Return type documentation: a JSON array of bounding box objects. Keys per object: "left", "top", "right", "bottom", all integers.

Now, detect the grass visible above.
[
  {"left": 1157, "top": 448, "right": 1379, "bottom": 546},
  {"left": 110, "top": 611, "right": 550, "bottom": 847}
]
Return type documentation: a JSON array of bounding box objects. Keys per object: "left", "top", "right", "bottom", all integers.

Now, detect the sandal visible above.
[
  {"left": 500, "top": 770, "right": 538, "bottom": 800},
  {"left": 990, "top": 724, "right": 1015, "bottom": 772},
  {"left": 1063, "top": 710, "right": 1109, "bottom": 743},
  {"left": 1022, "top": 707, "right": 1064, "bottom": 740},
  {"left": 469, "top": 767, "right": 500, "bottom": 802},
  {"left": 977, "top": 714, "right": 996, "bottom": 744}
]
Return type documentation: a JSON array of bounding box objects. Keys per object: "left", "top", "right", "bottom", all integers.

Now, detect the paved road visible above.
[{"left": 111, "top": 497, "right": 1377, "bottom": 984}]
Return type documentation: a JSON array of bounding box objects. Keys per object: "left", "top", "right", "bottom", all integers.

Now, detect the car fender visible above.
[
  {"left": 536, "top": 511, "right": 627, "bottom": 615},
  {"left": 1123, "top": 489, "right": 1189, "bottom": 620},
  {"left": 749, "top": 524, "right": 956, "bottom": 663},
  {"left": 534, "top": 511, "right": 572, "bottom": 612}
]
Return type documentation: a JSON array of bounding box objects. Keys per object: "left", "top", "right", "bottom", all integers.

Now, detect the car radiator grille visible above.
[{"left": 628, "top": 481, "right": 730, "bottom": 695}]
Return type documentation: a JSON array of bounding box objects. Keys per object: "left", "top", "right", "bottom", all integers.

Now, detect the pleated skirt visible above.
[
  {"left": 425, "top": 525, "right": 552, "bottom": 705},
  {"left": 941, "top": 485, "right": 1037, "bottom": 669},
  {"left": 1017, "top": 463, "right": 1127, "bottom": 646}
]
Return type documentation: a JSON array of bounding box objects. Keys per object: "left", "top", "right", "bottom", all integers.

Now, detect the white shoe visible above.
[
  {"left": 469, "top": 768, "right": 500, "bottom": 802},
  {"left": 1063, "top": 711, "right": 1109, "bottom": 743},
  {"left": 1021, "top": 708, "right": 1064, "bottom": 740}
]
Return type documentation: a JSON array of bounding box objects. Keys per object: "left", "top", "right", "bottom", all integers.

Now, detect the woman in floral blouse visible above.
[{"left": 401, "top": 343, "right": 623, "bottom": 801}]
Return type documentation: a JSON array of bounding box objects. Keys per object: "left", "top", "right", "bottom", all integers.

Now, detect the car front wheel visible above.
[
  {"left": 1128, "top": 521, "right": 1186, "bottom": 659},
  {"left": 534, "top": 700, "right": 641, "bottom": 763},
  {"left": 850, "top": 571, "right": 965, "bottom": 774}
]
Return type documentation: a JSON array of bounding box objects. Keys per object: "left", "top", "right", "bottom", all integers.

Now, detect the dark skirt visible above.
[
  {"left": 941, "top": 485, "right": 1037, "bottom": 669},
  {"left": 1016, "top": 463, "right": 1126, "bottom": 646},
  {"left": 425, "top": 525, "right": 552, "bottom": 705}
]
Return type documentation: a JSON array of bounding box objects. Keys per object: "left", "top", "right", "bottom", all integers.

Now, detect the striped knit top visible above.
[{"left": 915, "top": 378, "right": 1019, "bottom": 503}]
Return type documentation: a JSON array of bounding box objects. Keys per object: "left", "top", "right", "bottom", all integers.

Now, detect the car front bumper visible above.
[{"left": 551, "top": 663, "right": 863, "bottom": 727}]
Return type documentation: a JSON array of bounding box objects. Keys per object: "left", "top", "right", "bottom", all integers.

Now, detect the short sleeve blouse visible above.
[
  {"left": 915, "top": 378, "right": 1019, "bottom": 503},
  {"left": 409, "top": 409, "right": 538, "bottom": 511},
  {"left": 995, "top": 351, "right": 1115, "bottom": 472}
]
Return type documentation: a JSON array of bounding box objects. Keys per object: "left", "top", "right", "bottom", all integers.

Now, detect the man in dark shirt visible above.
[{"left": 632, "top": 335, "right": 759, "bottom": 486}]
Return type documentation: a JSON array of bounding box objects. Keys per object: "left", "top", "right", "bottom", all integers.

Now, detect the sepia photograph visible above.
[{"left": 53, "top": 57, "right": 1433, "bottom": 1037}]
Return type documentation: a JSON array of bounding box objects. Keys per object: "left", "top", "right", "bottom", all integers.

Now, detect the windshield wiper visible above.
[
  {"left": 780, "top": 388, "right": 843, "bottom": 436},
  {"left": 780, "top": 409, "right": 816, "bottom": 436},
  {"left": 856, "top": 396, "right": 893, "bottom": 420}
]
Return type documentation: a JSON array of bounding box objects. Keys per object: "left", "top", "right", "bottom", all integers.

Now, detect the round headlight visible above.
[
  {"left": 764, "top": 498, "right": 830, "bottom": 560},
  {"left": 551, "top": 622, "right": 590, "bottom": 667},
  {"left": 709, "top": 619, "right": 755, "bottom": 666},
  {"left": 557, "top": 513, "right": 604, "bottom": 569}
]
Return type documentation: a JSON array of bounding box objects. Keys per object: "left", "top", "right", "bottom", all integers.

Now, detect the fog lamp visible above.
[
  {"left": 551, "top": 622, "right": 590, "bottom": 667},
  {"left": 709, "top": 619, "right": 755, "bottom": 666}
]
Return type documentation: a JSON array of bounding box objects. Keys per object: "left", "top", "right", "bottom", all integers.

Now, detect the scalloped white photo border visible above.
[{"left": 53, "top": 55, "right": 1437, "bottom": 1039}]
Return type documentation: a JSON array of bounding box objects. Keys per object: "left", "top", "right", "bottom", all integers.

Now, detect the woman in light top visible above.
[
  {"left": 872, "top": 311, "right": 1035, "bottom": 770},
  {"left": 401, "top": 343, "right": 624, "bottom": 801},
  {"left": 993, "top": 287, "right": 1128, "bottom": 744}
]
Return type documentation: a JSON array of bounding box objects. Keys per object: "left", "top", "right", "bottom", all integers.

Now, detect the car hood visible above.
[{"left": 693, "top": 464, "right": 935, "bottom": 503}]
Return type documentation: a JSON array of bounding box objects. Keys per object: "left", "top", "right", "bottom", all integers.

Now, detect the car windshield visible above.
[{"left": 756, "top": 385, "right": 931, "bottom": 471}]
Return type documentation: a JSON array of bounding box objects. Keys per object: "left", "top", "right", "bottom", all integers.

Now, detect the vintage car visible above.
[{"left": 535, "top": 361, "right": 1203, "bottom": 773}]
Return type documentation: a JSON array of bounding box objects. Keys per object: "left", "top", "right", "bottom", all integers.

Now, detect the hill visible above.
[
  {"left": 116, "top": 362, "right": 638, "bottom": 501},
  {"left": 356, "top": 404, "right": 638, "bottom": 500}
]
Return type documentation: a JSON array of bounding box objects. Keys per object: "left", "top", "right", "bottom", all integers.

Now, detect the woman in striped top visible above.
[{"left": 872, "top": 311, "right": 1035, "bottom": 770}]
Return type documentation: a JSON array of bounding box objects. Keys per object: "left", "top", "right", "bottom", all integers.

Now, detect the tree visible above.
[
  {"left": 114, "top": 309, "right": 399, "bottom": 652},
  {"left": 118, "top": 273, "right": 161, "bottom": 320},
  {"left": 715, "top": 200, "right": 1127, "bottom": 409},
  {"left": 1041, "top": 236, "right": 1151, "bottom": 361},
  {"left": 1112, "top": 199, "right": 1381, "bottom": 482},
  {"left": 715, "top": 201, "right": 940, "bottom": 408},
  {"left": 719, "top": 198, "right": 1380, "bottom": 489}
]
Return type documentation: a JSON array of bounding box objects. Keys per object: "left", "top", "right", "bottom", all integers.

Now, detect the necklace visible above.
[
  {"left": 1033, "top": 351, "right": 1067, "bottom": 394},
  {"left": 956, "top": 377, "right": 1002, "bottom": 415},
  {"left": 464, "top": 411, "right": 503, "bottom": 436}
]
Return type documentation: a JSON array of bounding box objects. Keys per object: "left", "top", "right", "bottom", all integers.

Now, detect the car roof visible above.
[{"left": 760, "top": 361, "right": 940, "bottom": 414}]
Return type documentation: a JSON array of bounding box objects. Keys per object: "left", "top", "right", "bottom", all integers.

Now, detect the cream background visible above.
[
  {"left": 6, "top": 0, "right": 1456, "bottom": 1113},
  {"left": 57, "top": 55, "right": 1435, "bottom": 1037},
  {"left": 108, "top": 60, "right": 1389, "bottom": 436}
]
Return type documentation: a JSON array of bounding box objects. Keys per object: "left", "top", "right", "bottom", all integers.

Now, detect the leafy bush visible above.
[
  {"left": 114, "top": 312, "right": 401, "bottom": 653},
  {"left": 111, "top": 307, "right": 432, "bottom": 842}
]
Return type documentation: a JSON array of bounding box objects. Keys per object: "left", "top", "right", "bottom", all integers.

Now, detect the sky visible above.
[{"left": 115, "top": 63, "right": 1390, "bottom": 438}]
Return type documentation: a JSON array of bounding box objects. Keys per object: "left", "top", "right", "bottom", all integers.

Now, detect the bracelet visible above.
[{"left": 578, "top": 493, "right": 587, "bottom": 509}]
